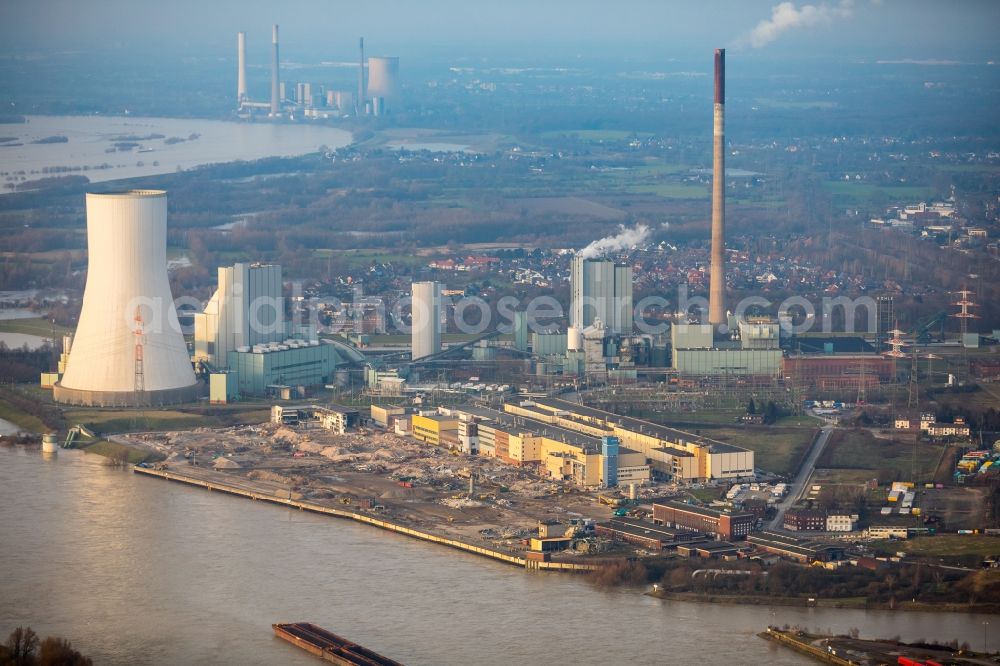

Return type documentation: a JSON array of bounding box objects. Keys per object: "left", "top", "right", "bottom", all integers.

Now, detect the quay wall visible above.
[{"left": 133, "top": 466, "right": 599, "bottom": 573}]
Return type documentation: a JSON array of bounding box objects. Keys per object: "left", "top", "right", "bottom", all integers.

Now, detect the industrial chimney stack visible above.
[
  {"left": 708, "top": 48, "right": 726, "bottom": 327},
  {"left": 270, "top": 24, "right": 280, "bottom": 116},
  {"left": 237, "top": 31, "right": 247, "bottom": 106},
  {"left": 357, "top": 37, "right": 366, "bottom": 115}
]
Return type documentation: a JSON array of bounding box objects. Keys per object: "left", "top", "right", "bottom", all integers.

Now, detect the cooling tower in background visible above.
[
  {"left": 708, "top": 48, "right": 726, "bottom": 327},
  {"left": 237, "top": 31, "right": 247, "bottom": 105},
  {"left": 54, "top": 190, "right": 200, "bottom": 407},
  {"left": 366, "top": 56, "right": 400, "bottom": 110}
]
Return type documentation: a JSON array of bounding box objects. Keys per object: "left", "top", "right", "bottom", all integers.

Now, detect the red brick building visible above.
[{"left": 652, "top": 501, "right": 756, "bottom": 540}]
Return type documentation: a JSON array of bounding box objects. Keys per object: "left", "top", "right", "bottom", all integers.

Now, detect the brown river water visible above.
[{"left": 0, "top": 446, "right": 993, "bottom": 665}]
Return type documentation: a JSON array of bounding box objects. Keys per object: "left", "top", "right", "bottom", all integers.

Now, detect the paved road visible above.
[{"left": 768, "top": 424, "right": 834, "bottom": 530}]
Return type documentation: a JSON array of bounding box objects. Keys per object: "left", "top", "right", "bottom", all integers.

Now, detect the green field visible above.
[
  {"left": 698, "top": 426, "right": 818, "bottom": 477},
  {"left": 775, "top": 414, "right": 824, "bottom": 427},
  {"left": 62, "top": 406, "right": 271, "bottom": 434},
  {"left": 0, "top": 317, "right": 72, "bottom": 337},
  {"left": 684, "top": 486, "right": 725, "bottom": 503},
  {"left": 811, "top": 468, "right": 879, "bottom": 486},
  {"left": 312, "top": 249, "right": 425, "bottom": 270},
  {"left": 64, "top": 409, "right": 212, "bottom": 433},
  {"left": 871, "top": 535, "right": 1000, "bottom": 559},
  {"left": 539, "top": 129, "right": 653, "bottom": 142},
  {"left": 816, "top": 429, "right": 943, "bottom": 483},
  {"left": 656, "top": 409, "right": 744, "bottom": 426},
  {"left": 80, "top": 439, "right": 165, "bottom": 465},
  {"left": 754, "top": 98, "right": 837, "bottom": 110},
  {"left": 629, "top": 183, "right": 708, "bottom": 198},
  {"left": 0, "top": 398, "right": 48, "bottom": 433},
  {"left": 823, "top": 181, "right": 935, "bottom": 207}
]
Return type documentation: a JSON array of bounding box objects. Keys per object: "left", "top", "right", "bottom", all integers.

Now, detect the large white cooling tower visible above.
[
  {"left": 54, "top": 190, "right": 200, "bottom": 407},
  {"left": 366, "top": 56, "right": 399, "bottom": 107}
]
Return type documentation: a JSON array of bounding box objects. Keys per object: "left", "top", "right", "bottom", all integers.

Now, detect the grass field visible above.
[
  {"left": 775, "top": 414, "right": 825, "bottom": 427},
  {"left": 871, "top": 535, "right": 1000, "bottom": 559},
  {"left": 0, "top": 317, "right": 72, "bottom": 337},
  {"left": 684, "top": 487, "right": 725, "bottom": 503},
  {"left": 696, "top": 426, "right": 818, "bottom": 477},
  {"left": 817, "top": 429, "right": 943, "bottom": 483},
  {"left": 80, "top": 439, "right": 165, "bottom": 465},
  {"left": 811, "top": 468, "right": 879, "bottom": 486},
  {"left": 629, "top": 182, "right": 708, "bottom": 198},
  {"left": 64, "top": 409, "right": 211, "bottom": 433},
  {"left": 312, "top": 249, "right": 425, "bottom": 270},
  {"left": 656, "top": 409, "right": 744, "bottom": 425},
  {"left": 539, "top": 129, "right": 653, "bottom": 142},
  {"left": 822, "top": 181, "right": 934, "bottom": 207},
  {"left": 62, "top": 406, "right": 271, "bottom": 434},
  {"left": 0, "top": 398, "right": 48, "bottom": 433}
]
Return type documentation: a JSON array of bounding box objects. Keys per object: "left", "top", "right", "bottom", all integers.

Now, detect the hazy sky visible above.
[{"left": 2, "top": 0, "right": 998, "bottom": 62}]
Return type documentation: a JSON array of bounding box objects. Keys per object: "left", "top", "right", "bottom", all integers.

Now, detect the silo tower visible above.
[{"left": 54, "top": 190, "right": 200, "bottom": 407}]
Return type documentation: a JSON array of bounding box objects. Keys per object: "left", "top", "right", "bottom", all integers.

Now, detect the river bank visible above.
[
  {"left": 649, "top": 589, "right": 1000, "bottom": 615},
  {"left": 133, "top": 464, "right": 598, "bottom": 572},
  {"left": 760, "top": 627, "right": 996, "bottom": 665}
]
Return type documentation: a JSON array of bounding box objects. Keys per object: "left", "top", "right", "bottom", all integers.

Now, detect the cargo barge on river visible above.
[{"left": 272, "top": 622, "right": 404, "bottom": 666}]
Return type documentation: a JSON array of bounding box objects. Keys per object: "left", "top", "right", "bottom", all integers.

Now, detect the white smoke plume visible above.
[
  {"left": 578, "top": 223, "right": 657, "bottom": 259},
  {"left": 741, "top": 0, "right": 855, "bottom": 49}
]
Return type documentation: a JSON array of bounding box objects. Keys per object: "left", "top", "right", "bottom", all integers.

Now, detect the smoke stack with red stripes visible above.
[{"left": 708, "top": 48, "right": 726, "bottom": 327}]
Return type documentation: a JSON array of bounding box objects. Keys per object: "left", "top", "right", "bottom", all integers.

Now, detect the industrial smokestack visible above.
[
  {"left": 357, "top": 37, "right": 366, "bottom": 115},
  {"left": 237, "top": 31, "right": 247, "bottom": 106},
  {"left": 708, "top": 48, "right": 726, "bottom": 327},
  {"left": 270, "top": 24, "right": 280, "bottom": 116}
]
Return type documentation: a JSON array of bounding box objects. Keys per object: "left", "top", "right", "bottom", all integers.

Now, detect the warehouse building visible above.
[
  {"left": 505, "top": 398, "right": 754, "bottom": 482},
  {"left": 370, "top": 404, "right": 406, "bottom": 428},
  {"left": 595, "top": 518, "right": 705, "bottom": 551},
  {"left": 746, "top": 531, "right": 846, "bottom": 563},
  {"left": 423, "top": 405, "right": 651, "bottom": 488},
  {"left": 652, "top": 501, "right": 756, "bottom": 540},
  {"left": 675, "top": 541, "right": 743, "bottom": 559}
]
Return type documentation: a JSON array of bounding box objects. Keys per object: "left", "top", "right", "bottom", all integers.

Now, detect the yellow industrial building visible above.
[
  {"left": 403, "top": 399, "right": 752, "bottom": 486},
  {"left": 411, "top": 413, "right": 460, "bottom": 446},
  {"left": 503, "top": 398, "right": 753, "bottom": 482}
]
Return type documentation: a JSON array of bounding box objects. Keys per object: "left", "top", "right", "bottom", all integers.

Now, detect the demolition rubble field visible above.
[{"left": 122, "top": 423, "right": 617, "bottom": 550}]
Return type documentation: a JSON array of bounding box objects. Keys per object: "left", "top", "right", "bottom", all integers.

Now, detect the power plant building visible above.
[
  {"left": 54, "top": 190, "right": 200, "bottom": 407},
  {"left": 227, "top": 340, "right": 342, "bottom": 397},
  {"left": 670, "top": 319, "right": 782, "bottom": 377},
  {"left": 270, "top": 24, "right": 280, "bottom": 115},
  {"left": 411, "top": 281, "right": 441, "bottom": 360},
  {"left": 194, "top": 262, "right": 362, "bottom": 398},
  {"left": 237, "top": 31, "right": 247, "bottom": 106},
  {"left": 570, "top": 256, "right": 633, "bottom": 335},
  {"left": 194, "top": 262, "right": 284, "bottom": 369}
]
